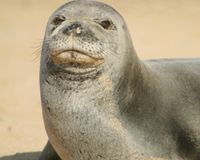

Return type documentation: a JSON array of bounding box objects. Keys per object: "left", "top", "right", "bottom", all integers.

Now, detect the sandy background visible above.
[{"left": 0, "top": 0, "right": 200, "bottom": 159}]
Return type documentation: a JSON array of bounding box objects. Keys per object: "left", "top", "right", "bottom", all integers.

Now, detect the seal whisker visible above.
[{"left": 31, "top": 47, "right": 42, "bottom": 62}]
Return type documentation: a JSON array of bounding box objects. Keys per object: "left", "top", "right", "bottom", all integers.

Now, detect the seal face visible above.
[
  {"left": 48, "top": 19, "right": 105, "bottom": 75},
  {"left": 40, "top": 1, "right": 200, "bottom": 160},
  {"left": 41, "top": 0, "right": 134, "bottom": 82}
]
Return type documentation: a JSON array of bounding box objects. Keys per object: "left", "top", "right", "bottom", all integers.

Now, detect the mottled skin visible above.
[{"left": 39, "top": 1, "right": 200, "bottom": 160}]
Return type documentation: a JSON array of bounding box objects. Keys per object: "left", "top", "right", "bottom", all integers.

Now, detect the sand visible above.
[{"left": 0, "top": 0, "right": 200, "bottom": 159}]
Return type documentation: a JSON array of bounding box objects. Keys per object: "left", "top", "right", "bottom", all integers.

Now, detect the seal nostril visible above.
[
  {"left": 63, "top": 27, "right": 70, "bottom": 35},
  {"left": 63, "top": 22, "right": 82, "bottom": 35}
]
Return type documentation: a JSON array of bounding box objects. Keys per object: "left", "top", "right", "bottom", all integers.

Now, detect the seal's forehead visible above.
[{"left": 53, "top": 0, "right": 123, "bottom": 20}]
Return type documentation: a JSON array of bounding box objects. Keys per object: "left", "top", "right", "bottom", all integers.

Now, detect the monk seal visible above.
[{"left": 39, "top": 0, "right": 200, "bottom": 160}]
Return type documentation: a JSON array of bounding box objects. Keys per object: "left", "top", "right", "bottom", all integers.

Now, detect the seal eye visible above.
[
  {"left": 99, "top": 20, "right": 116, "bottom": 30},
  {"left": 52, "top": 16, "right": 66, "bottom": 26}
]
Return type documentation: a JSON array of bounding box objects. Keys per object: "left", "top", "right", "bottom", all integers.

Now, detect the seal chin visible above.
[{"left": 50, "top": 49, "right": 104, "bottom": 75}]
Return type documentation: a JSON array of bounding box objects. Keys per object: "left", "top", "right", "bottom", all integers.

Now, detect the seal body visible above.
[{"left": 39, "top": 1, "right": 200, "bottom": 160}]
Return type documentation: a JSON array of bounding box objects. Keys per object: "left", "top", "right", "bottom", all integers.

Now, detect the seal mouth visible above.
[{"left": 50, "top": 50, "right": 104, "bottom": 74}]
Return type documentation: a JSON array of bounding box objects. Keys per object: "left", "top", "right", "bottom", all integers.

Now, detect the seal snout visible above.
[
  {"left": 50, "top": 50, "right": 104, "bottom": 74},
  {"left": 50, "top": 50, "right": 104, "bottom": 66},
  {"left": 48, "top": 20, "right": 106, "bottom": 74},
  {"left": 62, "top": 22, "right": 82, "bottom": 35}
]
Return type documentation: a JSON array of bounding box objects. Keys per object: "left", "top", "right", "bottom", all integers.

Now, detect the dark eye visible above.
[
  {"left": 52, "top": 16, "right": 66, "bottom": 26},
  {"left": 99, "top": 20, "right": 116, "bottom": 30}
]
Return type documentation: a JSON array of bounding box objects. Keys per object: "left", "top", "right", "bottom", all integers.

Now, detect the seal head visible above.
[{"left": 41, "top": 0, "right": 138, "bottom": 82}]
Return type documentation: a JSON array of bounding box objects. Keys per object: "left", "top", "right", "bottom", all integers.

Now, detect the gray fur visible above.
[{"left": 39, "top": 1, "right": 200, "bottom": 160}]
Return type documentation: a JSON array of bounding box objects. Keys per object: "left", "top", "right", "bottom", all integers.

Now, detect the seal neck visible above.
[{"left": 115, "top": 56, "right": 159, "bottom": 122}]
